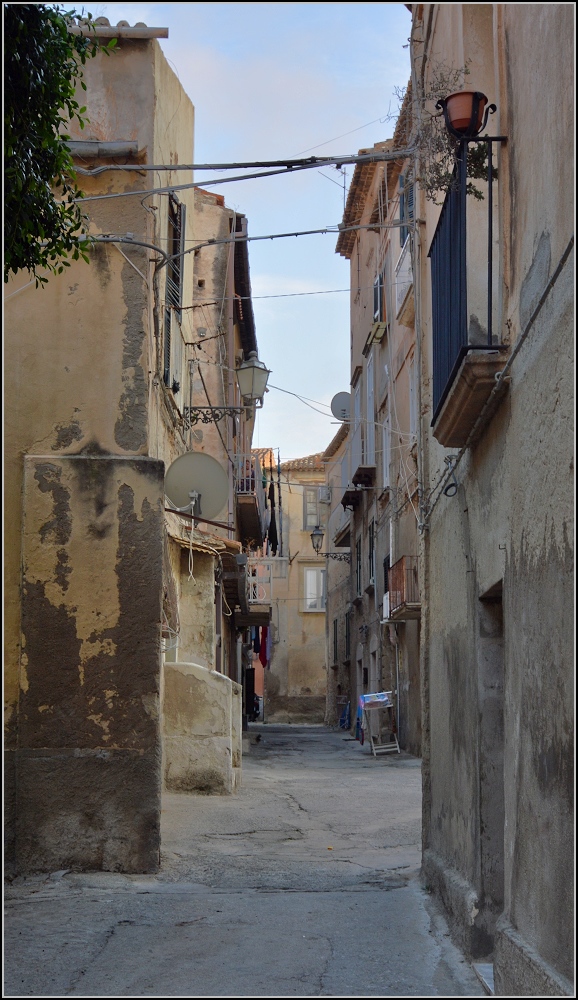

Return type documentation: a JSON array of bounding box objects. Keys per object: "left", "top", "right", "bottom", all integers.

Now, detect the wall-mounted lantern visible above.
[
  {"left": 235, "top": 351, "right": 271, "bottom": 408},
  {"left": 185, "top": 350, "right": 271, "bottom": 425},
  {"left": 310, "top": 524, "right": 351, "bottom": 562},
  {"left": 436, "top": 90, "right": 496, "bottom": 140}
]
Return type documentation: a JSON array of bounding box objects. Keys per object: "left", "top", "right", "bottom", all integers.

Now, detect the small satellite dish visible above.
[
  {"left": 330, "top": 391, "right": 351, "bottom": 422},
  {"left": 164, "top": 452, "right": 228, "bottom": 518}
]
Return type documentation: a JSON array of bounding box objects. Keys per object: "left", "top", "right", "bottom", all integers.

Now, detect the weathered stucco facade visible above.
[
  {"left": 5, "top": 18, "right": 268, "bottom": 874},
  {"left": 264, "top": 456, "right": 328, "bottom": 723},
  {"left": 407, "top": 4, "right": 573, "bottom": 994},
  {"left": 332, "top": 115, "right": 422, "bottom": 754}
]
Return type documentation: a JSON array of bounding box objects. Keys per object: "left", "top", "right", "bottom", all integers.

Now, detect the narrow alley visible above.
[{"left": 4, "top": 726, "right": 484, "bottom": 998}]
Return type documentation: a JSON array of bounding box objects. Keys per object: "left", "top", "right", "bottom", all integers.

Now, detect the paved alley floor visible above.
[{"left": 4, "top": 725, "right": 484, "bottom": 997}]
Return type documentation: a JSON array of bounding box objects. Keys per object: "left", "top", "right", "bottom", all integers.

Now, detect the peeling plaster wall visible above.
[
  {"left": 175, "top": 549, "right": 216, "bottom": 669},
  {"left": 163, "top": 662, "right": 242, "bottom": 794},
  {"left": 4, "top": 37, "right": 198, "bottom": 872},
  {"left": 16, "top": 456, "right": 164, "bottom": 873},
  {"left": 416, "top": 4, "right": 574, "bottom": 990}
]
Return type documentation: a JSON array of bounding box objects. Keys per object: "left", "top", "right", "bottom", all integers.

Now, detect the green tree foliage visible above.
[{"left": 4, "top": 4, "right": 114, "bottom": 284}]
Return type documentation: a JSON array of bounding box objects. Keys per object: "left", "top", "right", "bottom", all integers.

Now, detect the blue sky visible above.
[{"left": 93, "top": 2, "right": 411, "bottom": 460}]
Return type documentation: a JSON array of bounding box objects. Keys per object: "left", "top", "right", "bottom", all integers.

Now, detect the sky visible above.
[{"left": 93, "top": 2, "right": 412, "bottom": 461}]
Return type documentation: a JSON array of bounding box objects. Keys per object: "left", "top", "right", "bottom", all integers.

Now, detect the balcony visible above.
[
  {"left": 235, "top": 452, "right": 267, "bottom": 547},
  {"left": 350, "top": 421, "right": 376, "bottom": 487},
  {"left": 428, "top": 149, "right": 507, "bottom": 447},
  {"left": 387, "top": 556, "right": 420, "bottom": 621},
  {"left": 432, "top": 348, "right": 508, "bottom": 447},
  {"left": 329, "top": 503, "right": 351, "bottom": 548},
  {"left": 234, "top": 556, "right": 275, "bottom": 627}
]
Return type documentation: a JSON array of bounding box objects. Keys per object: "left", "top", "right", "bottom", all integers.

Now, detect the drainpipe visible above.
[{"left": 410, "top": 11, "right": 432, "bottom": 854}]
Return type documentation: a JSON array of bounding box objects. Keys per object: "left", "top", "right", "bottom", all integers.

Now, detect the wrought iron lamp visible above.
[
  {"left": 436, "top": 90, "right": 496, "bottom": 140},
  {"left": 185, "top": 351, "right": 271, "bottom": 425},
  {"left": 310, "top": 525, "right": 351, "bottom": 562}
]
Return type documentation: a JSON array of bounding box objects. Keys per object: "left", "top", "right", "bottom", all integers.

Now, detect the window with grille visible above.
[{"left": 164, "top": 194, "right": 186, "bottom": 389}]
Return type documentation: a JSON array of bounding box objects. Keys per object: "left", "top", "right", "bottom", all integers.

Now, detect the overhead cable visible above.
[{"left": 72, "top": 147, "right": 416, "bottom": 177}]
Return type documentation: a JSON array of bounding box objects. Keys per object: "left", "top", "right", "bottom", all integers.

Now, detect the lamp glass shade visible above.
[
  {"left": 236, "top": 351, "right": 271, "bottom": 402},
  {"left": 310, "top": 525, "right": 324, "bottom": 554}
]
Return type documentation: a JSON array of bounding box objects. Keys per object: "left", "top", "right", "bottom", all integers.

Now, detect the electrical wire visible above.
[{"left": 72, "top": 148, "right": 416, "bottom": 178}]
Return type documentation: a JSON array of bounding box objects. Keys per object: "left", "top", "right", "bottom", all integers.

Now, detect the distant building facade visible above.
[
  {"left": 264, "top": 454, "right": 328, "bottom": 723},
  {"left": 333, "top": 111, "right": 422, "bottom": 755}
]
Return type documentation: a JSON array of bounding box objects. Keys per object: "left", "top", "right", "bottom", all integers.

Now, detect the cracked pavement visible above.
[{"left": 4, "top": 725, "right": 483, "bottom": 997}]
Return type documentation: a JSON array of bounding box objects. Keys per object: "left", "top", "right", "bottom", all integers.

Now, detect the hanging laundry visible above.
[
  {"left": 259, "top": 627, "right": 268, "bottom": 668},
  {"left": 268, "top": 506, "right": 278, "bottom": 555},
  {"left": 267, "top": 478, "right": 278, "bottom": 555},
  {"left": 252, "top": 626, "right": 261, "bottom": 655}
]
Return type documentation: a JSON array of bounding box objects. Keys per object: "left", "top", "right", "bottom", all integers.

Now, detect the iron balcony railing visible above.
[
  {"left": 388, "top": 555, "right": 420, "bottom": 618},
  {"left": 428, "top": 136, "right": 504, "bottom": 423},
  {"left": 234, "top": 451, "right": 268, "bottom": 537},
  {"left": 246, "top": 557, "right": 273, "bottom": 605}
]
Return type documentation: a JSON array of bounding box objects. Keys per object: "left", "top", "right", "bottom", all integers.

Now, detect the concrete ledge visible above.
[
  {"left": 422, "top": 848, "right": 492, "bottom": 958},
  {"left": 432, "top": 349, "right": 508, "bottom": 448},
  {"left": 494, "top": 918, "right": 574, "bottom": 997}
]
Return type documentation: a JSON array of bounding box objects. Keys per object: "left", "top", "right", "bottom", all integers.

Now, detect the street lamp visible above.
[
  {"left": 310, "top": 524, "right": 351, "bottom": 562},
  {"left": 184, "top": 350, "right": 271, "bottom": 425},
  {"left": 436, "top": 90, "right": 496, "bottom": 140},
  {"left": 235, "top": 351, "right": 271, "bottom": 407},
  {"left": 310, "top": 525, "right": 324, "bottom": 555}
]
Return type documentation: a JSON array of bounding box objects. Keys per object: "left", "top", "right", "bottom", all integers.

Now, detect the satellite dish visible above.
[
  {"left": 164, "top": 452, "right": 229, "bottom": 518},
  {"left": 330, "top": 391, "right": 351, "bottom": 422}
]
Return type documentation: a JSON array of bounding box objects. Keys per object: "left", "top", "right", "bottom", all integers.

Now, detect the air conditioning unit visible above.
[
  {"left": 383, "top": 592, "right": 390, "bottom": 620},
  {"left": 318, "top": 487, "right": 331, "bottom": 504}
]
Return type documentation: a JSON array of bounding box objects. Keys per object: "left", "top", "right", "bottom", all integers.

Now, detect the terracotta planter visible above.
[{"left": 445, "top": 91, "right": 487, "bottom": 134}]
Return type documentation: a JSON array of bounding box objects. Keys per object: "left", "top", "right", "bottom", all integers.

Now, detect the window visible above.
[
  {"left": 355, "top": 539, "right": 362, "bottom": 596},
  {"left": 428, "top": 159, "right": 467, "bottom": 419},
  {"left": 368, "top": 520, "right": 375, "bottom": 585},
  {"left": 303, "top": 487, "right": 320, "bottom": 530},
  {"left": 409, "top": 354, "right": 418, "bottom": 441},
  {"left": 303, "top": 566, "right": 326, "bottom": 612},
  {"left": 399, "top": 173, "right": 414, "bottom": 246},
  {"left": 164, "top": 194, "right": 186, "bottom": 389},
  {"left": 366, "top": 352, "right": 375, "bottom": 465},
  {"left": 345, "top": 611, "right": 351, "bottom": 660},
  {"left": 383, "top": 554, "right": 390, "bottom": 594},
  {"left": 382, "top": 414, "right": 391, "bottom": 489},
  {"left": 373, "top": 272, "right": 384, "bottom": 322},
  {"left": 352, "top": 381, "right": 363, "bottom": 473},
  {"left": 333, "top": 618, "right": 338, "bottom": 663}
]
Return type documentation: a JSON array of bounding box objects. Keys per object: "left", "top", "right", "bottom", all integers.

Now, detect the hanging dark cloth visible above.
[
  {"left": 259, "top": 627, "right": 268, "bottom": 668},
  {"left": 267, "top": 480, "right": 278, "bottom": 555},
  {"left": 268, "top": 507, "right": 278, "bottom": 555},
  {"left": 252, "top": 626, "right": 261, "bottom": 655}
]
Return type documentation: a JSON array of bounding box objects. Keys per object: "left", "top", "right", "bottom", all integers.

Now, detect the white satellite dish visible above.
[
  {"left": 164, "top": 452, "right": 229, "bottom": 519},
  {"left": 330, "top": 391, "right": 351, "bottom": 422}
]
